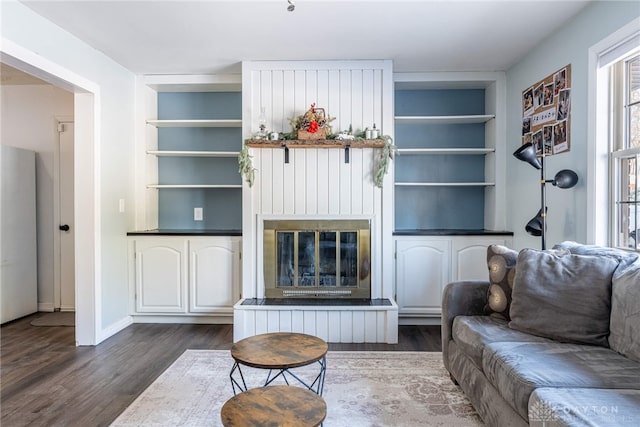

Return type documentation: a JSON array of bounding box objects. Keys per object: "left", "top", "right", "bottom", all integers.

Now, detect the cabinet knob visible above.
[{"left": 59, "top": 224, "right": 70, "bottom": 232}]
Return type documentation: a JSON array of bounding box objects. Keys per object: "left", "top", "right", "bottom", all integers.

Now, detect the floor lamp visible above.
[{"left": 513, "top": 142, "right": 578, "bottom": 250}]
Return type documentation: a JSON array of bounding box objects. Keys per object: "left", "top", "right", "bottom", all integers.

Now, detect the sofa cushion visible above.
[
  {"left": 452, "top": 316, "right": 550, "bottom": 369},
  {"left": 509, "top": 248, "right": 619, "bottom": 346},
  {"left": 485, "top": 245, "right": 518, "bottom": 320},
  {"left": 529, "top": 387, "right": 640, "bottom": 427},
  {"left": 553, "top": 241, "right": 639, "bottom": 278},
  {"left": 482, "top": 341, "right": 640, "bottom": 420},
  {"left": 609, "top": 259, "right": 640, "bottom": 362}
]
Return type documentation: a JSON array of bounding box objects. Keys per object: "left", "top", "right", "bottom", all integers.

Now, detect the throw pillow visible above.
[
  {"left": 485, "top": 244, "right": 518, "bottom": 320},
  {"left": 509, "top": 248, "right": 619, "bottom": 347}
]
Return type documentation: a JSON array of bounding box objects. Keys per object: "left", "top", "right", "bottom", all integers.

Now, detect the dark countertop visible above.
[
  {"left": 127, "top": 229, "right": 242, "bottom": 236},
  {"left": 393, "top": 229, "right": 513, "bottom": 236}
]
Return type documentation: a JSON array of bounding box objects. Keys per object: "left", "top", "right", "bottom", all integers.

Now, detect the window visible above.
[{"left": 611, "top": 54, "right": 640, "bottom": 249}]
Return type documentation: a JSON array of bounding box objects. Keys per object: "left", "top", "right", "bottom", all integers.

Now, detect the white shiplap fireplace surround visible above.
[{"left": 233, "top": 60, "right": 399, "bottom": 343}]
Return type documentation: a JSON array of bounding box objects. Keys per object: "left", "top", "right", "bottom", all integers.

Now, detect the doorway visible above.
[
  {"left": 57, "top": 121, "right": 75, "bottom": 312},
  {"left": 2, "top": 40, "right": 100, "bottom": 345}
]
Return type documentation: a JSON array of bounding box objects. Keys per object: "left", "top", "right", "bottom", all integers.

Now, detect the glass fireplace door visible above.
[{"left": 264, "top": 220, "right": 370, "bottom": 299}]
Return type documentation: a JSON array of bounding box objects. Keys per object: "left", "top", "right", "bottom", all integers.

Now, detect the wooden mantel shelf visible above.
[{"left": 245, "top": 139, "right": 385, "bottom": 149}]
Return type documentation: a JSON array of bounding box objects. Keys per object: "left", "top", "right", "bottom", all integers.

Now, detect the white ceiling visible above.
[{"left": 22, "top": 0, "right": 592, "bottom": 76}]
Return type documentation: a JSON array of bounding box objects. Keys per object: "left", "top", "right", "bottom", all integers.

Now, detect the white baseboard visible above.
[
  {"left": 131, "top": 315, "right": 234, "bottom": 324},
  {"left": 60, "top": 305, "right": 75, "bottom": 312},
  {"left": 398, "top": 316, "right": 442, "bottom": 326},
  {"left": 98, "top": 316, "right": 133, "bottom": 342},
  {"left": 38, "top": 303, "right": 55, "bottom": 312}
]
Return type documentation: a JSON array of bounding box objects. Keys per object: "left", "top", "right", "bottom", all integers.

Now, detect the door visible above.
[
  {"left": 59, "top": 122, "right": 75, "bottom": 311},
  {"left": 134, "top": 238, "right": 187, "bottom": 313},
  {"left": 189, "top": 237, "right": 240, "bottom": 313},
  {"left": 395, "top": 238, "right": 451, "bottom": 316}
]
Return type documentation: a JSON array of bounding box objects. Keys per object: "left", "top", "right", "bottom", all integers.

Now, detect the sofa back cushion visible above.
[
  {"left": 509, "top": 248, "right": 619, "bottom": 347},
  {"left": 485, "top": 244, "right": 518, "bottom": 320},
  {"left": 553, "top": 241, "right": 640, "bottom": 360}
]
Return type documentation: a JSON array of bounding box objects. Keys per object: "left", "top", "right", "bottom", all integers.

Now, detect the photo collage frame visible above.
[{"left": 522, "top": 64, "right": 571, "bottom": 156}]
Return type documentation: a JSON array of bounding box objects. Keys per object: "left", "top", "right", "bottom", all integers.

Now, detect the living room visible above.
[{"left": 1, "top": 1, "right": 639, "bottom": 425}]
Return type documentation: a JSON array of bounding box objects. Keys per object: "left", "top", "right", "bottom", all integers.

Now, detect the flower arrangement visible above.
[{"left": 290, "top": 103, "right": 335, "bottom": 139}]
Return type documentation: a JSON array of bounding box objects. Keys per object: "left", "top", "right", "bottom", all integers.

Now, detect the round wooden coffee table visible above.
[
  {"left": 221, "top": 385, "right": 326, "bottom": 427},
  {"left": 229, "top": 332, "right": 328, "bottom": 395}
]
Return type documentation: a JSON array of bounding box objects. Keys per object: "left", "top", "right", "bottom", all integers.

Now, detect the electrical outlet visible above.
[{"left": 194, "top": 207, "right": 203, "bottom": 221}]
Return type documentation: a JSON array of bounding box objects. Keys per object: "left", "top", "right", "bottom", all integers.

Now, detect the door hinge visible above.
[{"left": 58, "top": 123, "right": 66, "bottom": 132}]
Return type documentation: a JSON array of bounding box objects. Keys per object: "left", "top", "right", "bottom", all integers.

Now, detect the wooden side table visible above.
[
  {"left": 221, "top": 385, "right": 326, "bottom": 427},
  {"left": 229, "top": 332, "right": 328, "bottom": 395}
]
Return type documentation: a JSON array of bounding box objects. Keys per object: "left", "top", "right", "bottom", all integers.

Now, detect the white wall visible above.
[
  {"left": 506, "top": 1, "right": 640, "bottom": 250},
  {"left": 1, "top": 1, "right": 136, "bottom": 337},
  {"left": 1, "top": 84, "right": 73, "bottom": 311}
]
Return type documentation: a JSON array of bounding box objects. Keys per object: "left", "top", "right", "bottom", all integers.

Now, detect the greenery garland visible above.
[
  {"left": 374, "top": 135, "right": 398, "bottom": 188},
  {"left": 238, "top": 143, "right": 256, "bottom": 187}
]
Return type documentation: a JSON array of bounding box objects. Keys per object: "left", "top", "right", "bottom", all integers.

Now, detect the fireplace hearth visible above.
[{"left": 263, "top": 220, "right": 371, "bottom": 299}]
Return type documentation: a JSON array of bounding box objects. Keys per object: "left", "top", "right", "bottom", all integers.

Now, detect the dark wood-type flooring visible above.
[{"left": 1, "top": 313, "right": 441, "bottom": 427}]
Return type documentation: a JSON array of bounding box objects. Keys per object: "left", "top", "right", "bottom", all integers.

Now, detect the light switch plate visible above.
[{"left": 194, "top": 207, "right": 203, "bottom": 221}]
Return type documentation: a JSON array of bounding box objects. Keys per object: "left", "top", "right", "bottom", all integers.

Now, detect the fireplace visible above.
[{"left": 263, "top": 220, "right": 371, "bottom": 299}]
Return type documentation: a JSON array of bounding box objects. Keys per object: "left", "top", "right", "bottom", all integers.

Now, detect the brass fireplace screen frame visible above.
[{"left": 263, "top": 219, "right": 371, "bottom": 298}]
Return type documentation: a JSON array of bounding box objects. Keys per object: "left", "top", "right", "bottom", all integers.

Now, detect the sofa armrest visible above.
[{"left": 441, "top": 280, "right": 490, "bottom": 373}]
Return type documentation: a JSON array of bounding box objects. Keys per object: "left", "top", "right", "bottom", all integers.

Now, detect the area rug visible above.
[
  {"left": 111, "top": 350, "right": 482, "bottom": 426},
  {"left": 29, "top": 312, "right": 75, "bottom": 327}
]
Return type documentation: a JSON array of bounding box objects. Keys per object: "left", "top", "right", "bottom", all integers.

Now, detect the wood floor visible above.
[{"left": 1, "top": 313, "right": 441, "bottom": 427}]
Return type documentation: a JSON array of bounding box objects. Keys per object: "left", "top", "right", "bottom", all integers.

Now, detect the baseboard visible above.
[
  {"left": 38, "top": 303, "right": 55, "bottom": 312},
  {"left": 98, "top": 316, "right": 133, "bottom": 343},
  {"left": 398, "top": 316, "right": 442, "bottom": 326},
  {"left": 60, "top": 305, "right": 75, "bottom": 312},
  {"left": 131, "top": 315, "right": 234, "bottom": 324}
]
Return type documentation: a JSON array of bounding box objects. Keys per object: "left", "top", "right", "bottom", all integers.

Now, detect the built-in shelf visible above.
[
  {"left": 146, "top": 150, "right": 240, "bottom": 157},
  {"left": 394, "top": 115, "right": 495, "bottom": 124},
  {"left": 146, "top": 119, "right": 242, "bottom": 128},
  {"left": 397, "top": 148, "right": 494, "bottom": 155},
  {"left": 147, "top": 184, "right": 243, "bottom": 189},
  {"left": 395, "top": 182, "right": 495, "bottom": 187}
]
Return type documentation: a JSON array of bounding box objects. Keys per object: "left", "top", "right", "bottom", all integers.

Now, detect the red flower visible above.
[{"left": 308, "top": 121, "right": 319, "bottom": 133}]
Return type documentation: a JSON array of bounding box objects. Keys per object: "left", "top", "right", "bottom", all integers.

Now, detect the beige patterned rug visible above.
[{"left": 111, "top": 350, "right": 483, "bottom": 427}]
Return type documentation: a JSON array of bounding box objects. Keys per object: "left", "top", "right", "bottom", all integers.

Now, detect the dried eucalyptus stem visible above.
[
  {"left": 374, "top": 135, "right": 397, "bottom": 188},
  {"left": 238, "top": 143, "right": 256, "bottom": 187}
]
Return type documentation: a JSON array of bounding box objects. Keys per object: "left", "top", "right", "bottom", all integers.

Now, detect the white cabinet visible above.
[
  {"left": 189, "top": 238, "right": 241, "bottom": 313},
  {"left": 396, "top": 239, "right": 451, "bottom": 316},
  {"left": 395, "top": 235, "right": 512, "bottom": 317},
  {"left": 130, "top": 235, "right": 241, "bottom": 317},
  {"left": 134, "top": 238, "right": 187, "bottom": 313}
]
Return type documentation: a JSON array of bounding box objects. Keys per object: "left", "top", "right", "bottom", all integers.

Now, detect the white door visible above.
[
  {"left": 134, "top": 238, "right": 187, "bottom": 313},
  {"left": 189, "top": 237, "right": 240, "bottom": 313},
  {"left": 59, "top": 122, "right": 75, "bottom": 311},
  {"left": 395, "top": 238, "right": 451, "bottom": 316}
]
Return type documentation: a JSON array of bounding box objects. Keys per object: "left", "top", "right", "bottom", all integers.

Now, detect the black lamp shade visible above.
[
  {"left": 513, "top": 143, "right": 542, "bottom": 169},
  {"left": 525, "top": 208, "right": 545, "bottom": 236},
  {"left": 553, "top": 169, "right": 578, "bottom": 189}
]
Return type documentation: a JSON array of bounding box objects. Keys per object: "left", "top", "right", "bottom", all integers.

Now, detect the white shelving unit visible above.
[{"left": 391, "top": 72, "right": 509, "bottom": 320}]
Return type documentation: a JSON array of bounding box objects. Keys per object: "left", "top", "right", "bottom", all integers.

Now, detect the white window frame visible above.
[
  {"left": 610, "top": 56, "right": 640, "bottom": 249},
  {"left": 588, "top": 20, "right": 640, "bottom": 247}
]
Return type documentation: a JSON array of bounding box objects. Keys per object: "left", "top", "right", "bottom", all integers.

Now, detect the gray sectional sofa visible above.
[{"left": 442, "top": 242, "right": 640, "bottom": 426}]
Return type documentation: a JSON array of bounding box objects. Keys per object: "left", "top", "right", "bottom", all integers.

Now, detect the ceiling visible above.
[{"left": 21, "top": 0, "right": 592, "bottom": 76}]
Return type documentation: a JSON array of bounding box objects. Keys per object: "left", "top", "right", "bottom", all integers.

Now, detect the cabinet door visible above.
[
  {"left": 189, "top": 238, "right": 240, "bottom": 313},
  {"left": 134, "top": 238, "right": 187, "bottom": 313},
  {"left": 395, "top": 239, "right": 451, "bottom": 316},
  {"left": 452, "top": 236, "right": 512, "bottom": 282}
]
